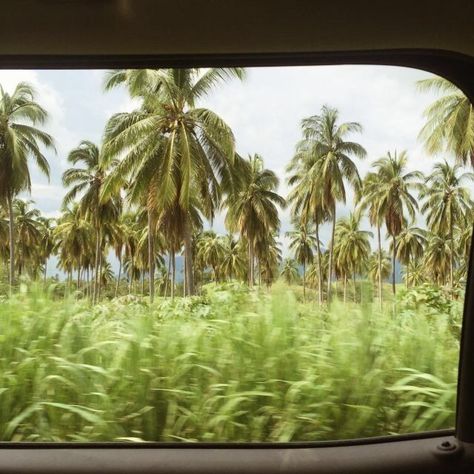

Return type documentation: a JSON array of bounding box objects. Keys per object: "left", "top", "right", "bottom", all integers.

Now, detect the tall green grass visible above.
[{"left": 0, "top": 282, "right": 461, "bottom": 442}]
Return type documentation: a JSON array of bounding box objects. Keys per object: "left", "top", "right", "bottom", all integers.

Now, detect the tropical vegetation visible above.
[{"left": 0, "top": 69, "right": 472, "bottom": 442}]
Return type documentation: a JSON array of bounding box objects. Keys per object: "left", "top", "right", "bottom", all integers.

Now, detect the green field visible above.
[{"left": 0, "top": 282, "right": 461, "bottom": 442}]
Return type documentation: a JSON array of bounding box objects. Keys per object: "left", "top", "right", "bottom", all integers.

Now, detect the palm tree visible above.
[
  {"left": 37, "top": 216, "right": 56, "bottom": 284},
  {"left": 62, "top": 141, "right": 120, "bottom": 303},
  {"left": 286, "top": 223, "right": 317, "bottom": 300},
  {"left": 287, "top": 156, "right": 329, "bottom": 305},
  {"left": 13, "top": 199, "right": 42, "bottom": 277},
  {"left": 196, "top": 231, "right": 225, "bottom": 283},
  {"left": 280, "top": 258, "right": 299, "bottom": 285},
  {"left": 54, "top": 204, "right": 94, "bottom": 293},
  {"left": 418, "top": 77, "right": 474, "bottom": 167},
  {"left": 357, "top": 171, "right": 385, "bottom": 307},
  {"left": 333, "top": 212, "right": 372, "bottom": 302},
  {"left": 420, "top": 161, "right": 473, "bottom": 292},
  {"left": 403, "top": 259, "right": 427, "bottom": 287},
  {"left": 220, "top": 234, "right": 246, "bottom": 281},
  {"left": 102, "top": 68, "right": 245, "bottom": 298},
  {"left": 291, "top": 106, "right": 366, "bottom": 301},
  {"left": 257, "top": 234, "right": 282, "bottom": 288},
  {"left": 392, "top": 226, "right": 426, "bottom": 288},
  {"left": 423, "top": 232, "right": 453, "bottom": 286},
  {"left": 0, "top": 82, "right": 55, "bottom": 288},
  {"left": 368, "top": 151, "right": 422, "bottom": 295},
  {"left": 225, "top": 154, "right": 285, "bottom": 287},
  {"left": 367, "top": 250, "right": 391, "bottom": 293}
]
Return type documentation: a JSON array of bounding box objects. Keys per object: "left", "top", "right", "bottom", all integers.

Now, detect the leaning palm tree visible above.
[
  {"left": 368, "top": 151, "right": 422, "bottom": 295},
  {"left": 286, "top": 223, "right": 317, "bottom": 300},
  {"left": 0, "top": 82, "right": 55, "bottom": 288},
  {"left": 225, "top": 154, "right": 285, "bottom": 287},
  {"left": 292, "top": 105, "right": 366, "bottom": 301},
  {"left": 419, "top": 161, "right": 473, "bottom": 292},
  {"left": 418, "top": 77, "right": 474, "bottom": 167},
  {"left": 392, "top": 226, "right": 427, "bottom": 288},
  {"left": 102, "top": 67, "right": 245, "bottom": 298}
]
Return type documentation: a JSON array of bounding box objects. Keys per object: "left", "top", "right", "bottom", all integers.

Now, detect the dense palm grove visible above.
[{"left": 0, "top": 72, "right": 472, "bottom": 303}]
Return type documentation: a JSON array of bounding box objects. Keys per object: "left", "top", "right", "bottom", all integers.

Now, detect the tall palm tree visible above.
[
  {"left": 285, "top": 223, "right": 317, "bottom": 300},
  {"left": 368, "top": 151, "right": 422, "bottom": 295},
  {"left": 225, "top": 154, "right": 285, "bottom": 287},
  {"left": 287, "top": 155, "right": 329, "bottom": 305},
  {"left": 0, "top": 82, "right": 55, "bottom": 287},
  {"left": 418, "top": 77, "right": 474, "bottom": 167},
  {"left": 291, "top": 105, "right": 366, "bottom": 301},
  {"left": 392, "top": 226, "right": 426, "bottom": 288},
  {"left": 62, "top": 141, "right": 120, "bottom": 303},
  {"left": 102, "top": 68, "right": 245, "bottom": 298},
  {"left": 420, "top": 161, "right": 473, "bottom": 292}
]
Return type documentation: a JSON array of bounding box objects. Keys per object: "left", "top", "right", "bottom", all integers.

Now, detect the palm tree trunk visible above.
[
  {"left": 128, "top": 260, "right": 133, "bottom": 294},
  {"left": 43, "top": 258, "right": 48, "bottom": 286},
  {"left": 141, "top": 271, "right": 145, "bottom": 295},
  {"left": 302, "top": 260, "right": 306, "bottom": 302},
  {"left": 93, "top": 227, "right": 100, "bottom": 304},
  {"left": 7, "top": 191, "right": 15, "bottom": 291},
  {"left": 183, "top": 216, "right": 194, "bottom": 296},
  {"left": 450, "top": 212, "right": 454, "bottom": 298},
  {"left": 377, "top": 223, "right": 382, "bottom": 309},
  {"left": 343, "top": 274, "right": 347, "bottom": 303},
  {"left": 315, "top": 219, "right": 322, "bottom": 306},
  {"left": 97, "top": 247, "right": 103, "bottom": 301},
  {"left": 392, "top": 234, "right": 396, "bottom": 296},
  {"left": 115, "top": 249, "right": 122, "bottom": 298},
  {"left": 77, "top": 268, "right": 80, "bottom": 289},
  {"left": 353, "top": 272, "right": 357, "bottom": 302},
  {"left": 171, "top": 250, "right": 176, "bottom": 299},
  {"left": 183, "top": 256, "right": 187, "bottom": 297},
  {"left": 248, "top": 240, "right": 254, "bottom": 287},
  {"left": 147, "top": 209, "right": 155, "bottom": 303},
  {"left": 327, "top": 205, "right": 336, "bottom": 302}
]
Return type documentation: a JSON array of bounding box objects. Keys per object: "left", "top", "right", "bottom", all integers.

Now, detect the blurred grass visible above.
[{"left": 0, "top": 281, "right": 461, "bottom": 442}]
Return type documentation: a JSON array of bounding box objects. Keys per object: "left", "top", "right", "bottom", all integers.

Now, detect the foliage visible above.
[{"left": 0, "top": 283, "right": 460, "bottom": 442}]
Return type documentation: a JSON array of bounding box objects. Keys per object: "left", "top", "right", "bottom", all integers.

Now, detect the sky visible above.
[{"left": 0, "top": 65, "right": 462, "bottom": 268}]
